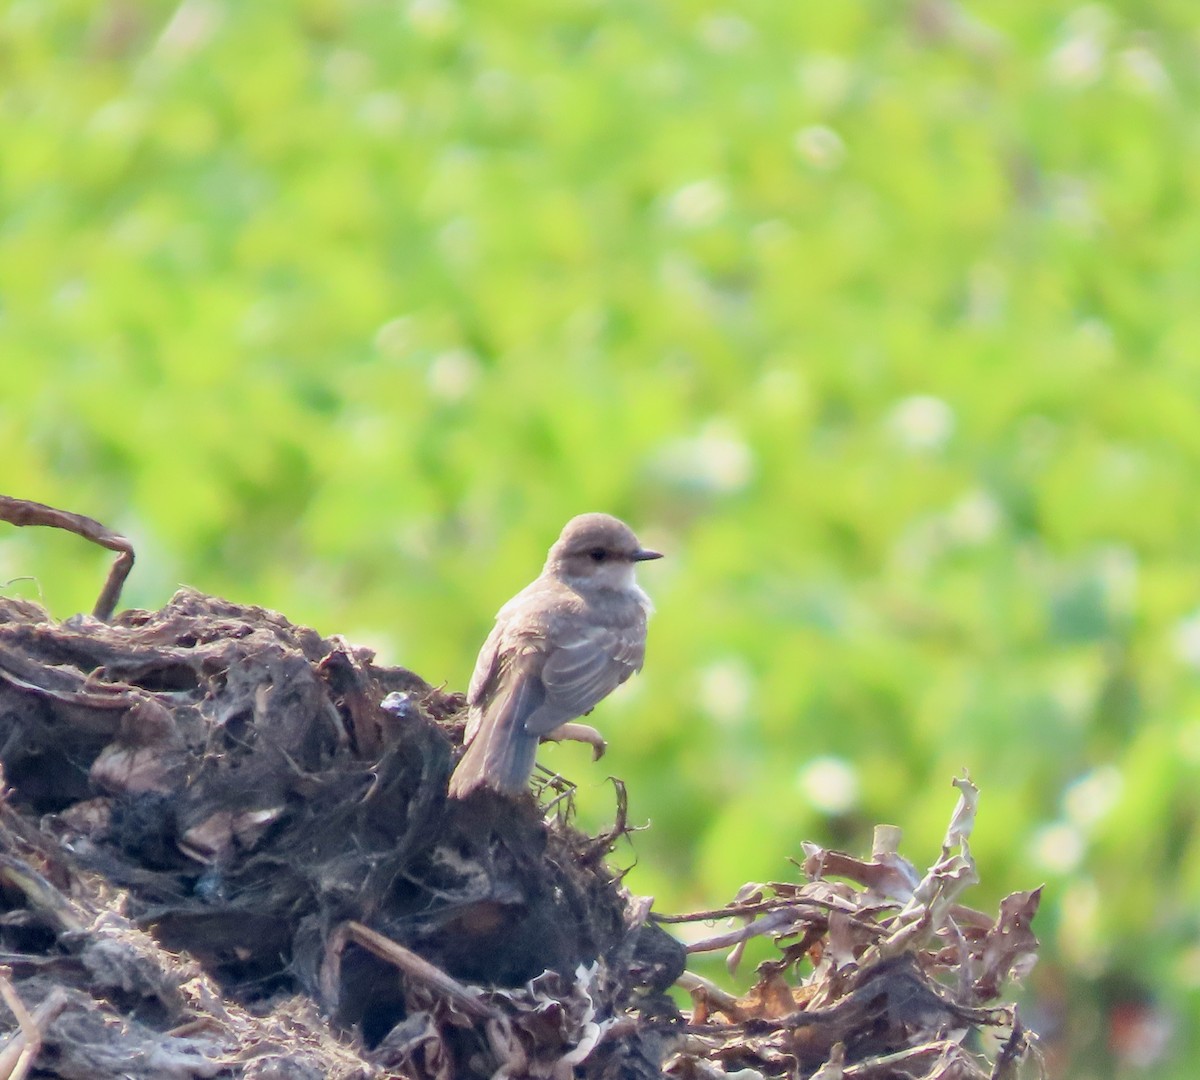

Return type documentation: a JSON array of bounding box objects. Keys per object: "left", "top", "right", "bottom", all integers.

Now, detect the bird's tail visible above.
[{"left": 447, "top": 696, "right": 540, "bottom": 798}]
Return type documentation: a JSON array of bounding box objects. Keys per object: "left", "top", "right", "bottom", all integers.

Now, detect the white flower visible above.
[
  {"left": 427, "top": 349, "right": 479, "bottom": 403},
  {"left": 357, "top": 93, "right": 407, "bottom": 135},
  {"left": 665, "top": 180, "right": 728, "bottom": 229},
  {"left": 653, "top": 420, "right": 754, "bottom": 494},
  {"left": 698, "top": 14, "right": 753, "bottom": 53},
  {"left": 407, "top": 0, "right": 458, "bottom": 37},
  {"left": 1118, "top": 46, "right": 1169, "bottom": 96},
  {"left": 945, "top": 489, "right": 1003, "bottom": 545},
  {"left": 885, "top": 395, "right": 955, "bottom": 452},
  {"left": 1177, "top": 720, "right": 1200, "bottom": 764},
  {"left": 696, "top": 658, "right": 753, "bottom": 726},
  {"left": 797, "top": 756, "right": 859, "bottom": 815},
  {"left": 436, "top": 216, "right": 477, "bottom": 267},
  {"left": 793, "top": 125, "right": 846, "bottom": 171},
  {"left": 1063, "top": 765, "right": 1122, "bottom": 830},
  {"left": 1096, "top": 545, "right": 1137, "bottom": 614},
  {"left": 373, "top": 317, "right": 416, "bottom": 359},
  {"left": 1047, "top": 6, "right": 1112, "bottom": 88},
  {"left": 796, "top": 55, "right": 853, "bottom": 109},
  {"left": 1173, "top": 611, "right": 1200, "bottom": 669},
  {"left": 1031, "top": 822, "right": 1084, "bottom": 874}
]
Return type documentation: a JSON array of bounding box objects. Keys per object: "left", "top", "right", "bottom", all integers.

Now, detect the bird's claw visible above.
[{"left": 541, "top": 721, "right": 607, "bottom": 761}]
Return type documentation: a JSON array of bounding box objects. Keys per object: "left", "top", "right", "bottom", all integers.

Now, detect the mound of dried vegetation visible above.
[{"left": 0, "top": 497, "right": 1039, "bottom": 1079}]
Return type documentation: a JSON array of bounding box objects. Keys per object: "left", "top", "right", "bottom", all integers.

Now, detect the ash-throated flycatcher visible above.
[{"left": 447, "top": 513, "right": 662, "bottom": 798}]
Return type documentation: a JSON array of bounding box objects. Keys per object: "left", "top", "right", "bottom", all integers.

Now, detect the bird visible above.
[{"left": 447, "top": 513, "right": 662, "bottom": 798}]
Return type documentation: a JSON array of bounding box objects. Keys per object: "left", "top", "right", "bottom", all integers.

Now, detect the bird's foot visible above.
[{"left": 540, "top": 722, "right": 607, "bottom": 761}]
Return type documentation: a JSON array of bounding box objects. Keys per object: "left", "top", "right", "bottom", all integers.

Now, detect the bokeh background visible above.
[{"left": 3, "top": 1, "right": 1198, "bottom": 1074}]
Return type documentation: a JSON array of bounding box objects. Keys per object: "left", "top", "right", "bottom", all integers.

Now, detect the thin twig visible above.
[
  {"left": 0, "top": 973, "right": 69, "bottom": 1080},
  {"left": 676, "top": 971, "right": 744, "bottom": 1016},
  {"left": 0, "top": 856, "right": 88, "bottom": 934},
  {"left": 0, "top": 495, "right": 134, "bottom": 620},
  {"left": 653, "top": 893, "right": 853, "bottom": 924},
  {"left": 841, "top": 1040, "right": 974, "bottom": 1078},
  {"left": 341, "top": 921, "right": 498, "bottom": 1020},
  {"left": 0, "top": 643, "right": 144, "bottom": 712}
]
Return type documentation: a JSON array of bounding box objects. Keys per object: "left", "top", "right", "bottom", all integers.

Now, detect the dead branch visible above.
[
  {"left": 335, "top": 921, "right": 498, "bottom": 1021},
  {"left": 0, "top": 496, "right": 134, "bottom": 621},
  {"left": 0, "top": 978, "right": 69, "bottom": 1080}
]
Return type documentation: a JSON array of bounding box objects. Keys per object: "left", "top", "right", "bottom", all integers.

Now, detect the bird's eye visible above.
[{"left": 589, "top": 548, "right": 608, "bottom": 562}]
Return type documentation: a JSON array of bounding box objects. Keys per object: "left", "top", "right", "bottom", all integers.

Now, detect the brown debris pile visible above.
[
  {"left": 0, "top": 589, "right": 680, "bottom": 1078},
  {"left": 0, "top": 501, "right": 1041, "bottom": 1079},
  {"left": 663, "top": 778, "right": 1041, "bottom": 1079}
]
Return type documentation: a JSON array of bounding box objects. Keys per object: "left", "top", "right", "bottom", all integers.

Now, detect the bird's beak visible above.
[{"left": 632, "top": 548, "right": 664, "bottom": 562}]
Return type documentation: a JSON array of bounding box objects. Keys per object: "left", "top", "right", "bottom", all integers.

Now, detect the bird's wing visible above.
[
  {"left": 464, "top": 588, "right": 553, "bottom": 743},
  {"left": 463, "top": 621, "right": 506, "bottom": 743},
  {"left": 525, "top": 622, "right": 645, "bottom": 735},
  {"left": 467, "top": 621, "right": 504, "bottom": 708},
  {"left": 450, "top": 660, "right": 546, "bottom": 795}
]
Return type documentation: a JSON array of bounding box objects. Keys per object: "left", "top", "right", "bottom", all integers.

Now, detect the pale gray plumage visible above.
[{"left": 448, "top": 513, "right": 661, "bottom": 798}]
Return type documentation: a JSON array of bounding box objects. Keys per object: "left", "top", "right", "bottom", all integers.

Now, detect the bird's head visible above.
[{"left": 545, "top": 513, "right": 662, "bottom": 591}]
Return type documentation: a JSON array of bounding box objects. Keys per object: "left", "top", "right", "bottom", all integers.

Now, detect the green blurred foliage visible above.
[{"left": 2, "top": 0, "right": 1198, "bottom": 1073}]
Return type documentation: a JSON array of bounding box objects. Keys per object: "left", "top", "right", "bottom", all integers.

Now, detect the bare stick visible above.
[
  {"left": 340, "top": 921, "right": 498, "bottom": 1020},
  {"left": 0, "top": 496, "right": 134, "bottom": 621},
  {"left": 676, "top": 971, "right": 744, "bottom": 1016},
  {"left": 0, "top": 643, "right": 144, "bottom": 713},
  {"left": 0, "top": 972, "right": 69, "bottom": 1080}
]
